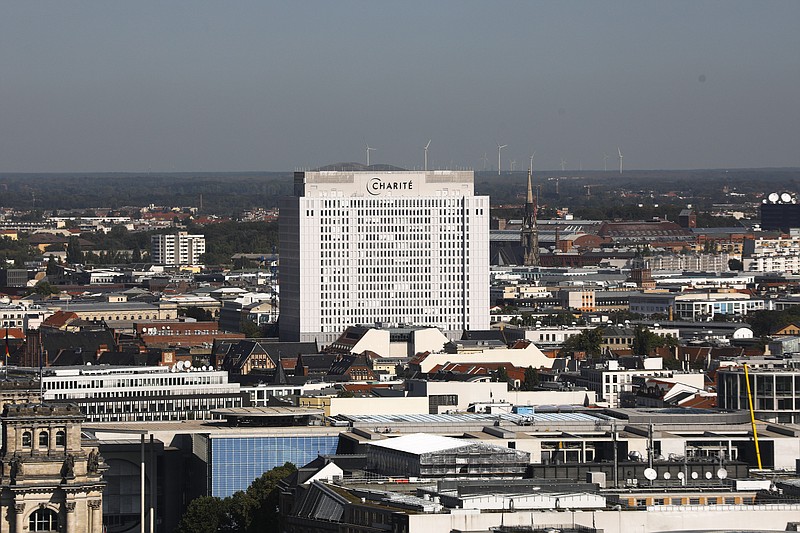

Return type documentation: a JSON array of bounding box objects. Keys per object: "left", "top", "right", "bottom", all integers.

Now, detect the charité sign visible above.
[{"left": 366, "top": 176, "right": 414, "bottom": 196}]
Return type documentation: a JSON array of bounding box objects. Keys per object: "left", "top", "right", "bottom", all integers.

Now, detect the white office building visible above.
[
  {"left": 151, "top": 231, "right": 206, "bottom": 266},
  {"left": 280, "top": 166, "right": 490, "bottom": 344},
  {"left": 29, "top": 365, "right": 243, "bottom": 422}
]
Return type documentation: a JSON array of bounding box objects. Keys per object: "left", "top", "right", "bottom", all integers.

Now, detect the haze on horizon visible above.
[{"left": 1, "top": 1, "right": 798, "bottom": 173}]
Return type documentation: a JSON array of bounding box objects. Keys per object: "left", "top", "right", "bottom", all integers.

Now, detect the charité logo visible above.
[{"left": 367, "top": 177, "right": 414, "bottom": 195}]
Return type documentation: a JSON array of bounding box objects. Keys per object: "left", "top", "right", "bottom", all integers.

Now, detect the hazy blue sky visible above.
[{"left": 1, "top": 1, "right": 798, "bottom": 172}]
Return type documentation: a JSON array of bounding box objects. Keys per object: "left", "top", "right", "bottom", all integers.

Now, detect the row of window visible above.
[
  {"left": 21, "top": 429, "right": 66, "bottom": 448},
  {"left": 322, "top": 199, "right": 465, "bottom": 208},
  {"left": 45, "top": 375, "right": 225, "bottom": 390}
]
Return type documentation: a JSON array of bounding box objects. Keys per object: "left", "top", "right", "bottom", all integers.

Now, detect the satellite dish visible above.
[
  {"left": 691, "top": 472, "right": 699, "bottom": 479},
  {"left": 705, "top": 471, "right": 713, "bottom": 480},
  {"left": 644, "top": 468, "right": 657, "bottom": 481},
  {"left": 677, "top": 472, "right": 685, "bottom": 480},
  {"left": 781, "top": 192, "right": 792, "bottom": 203},
  {"left": 177, "top": 361, "right": 185, "bottom": 370},
  {"left": 663, "top": 472, "right": 671, "bottom": 480},
  {"left": 717, "top": 468, "right": 728, "bottom": 480},
  {"left": 202, "top": 366, "right": 208, "bottom": 371},
  {"left": 769, "top": 192, "right": 780, "bottom": 203}
]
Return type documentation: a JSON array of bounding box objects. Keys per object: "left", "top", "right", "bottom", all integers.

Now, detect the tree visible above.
[
  {"left": 559, "top": 328, "right": 603, "bottom": 358},
  {"left": 632, "top": 325, "right": 679, "bottom": 356},
  {"left": 747, "top": 309, "right": 800, "bottom": 337},
  {"left": 493, "top": 366, "right": 513, "bottom": 390},
  {"left": 240, "top": 319, "right": 262, "bottom": 338},
  {"left": 175, "top": 496, "right": 227, "bottom": 533},
  {"left": 520, "top": 366, "right": 539, "bottom": 391},
  {"left": 728, "top": 258, "right": 744, "bottom": 271},
  {"left": 245, "top": 462, "right": 297, "bottom": 533},
  {"left": 181, "top": 307, "right": 213, "bottom": 321},
  {"left": 46, "top": 255, "right": 59, "bottom": 276},
  {"left": 30, "top": 281, "right": 55, "bottom": 296},
  {"left": 65, "top": 236, "right": 83, "bottom": 264},
  {"left": 175, "top": 463, "right": 297, "bottom": 533}
]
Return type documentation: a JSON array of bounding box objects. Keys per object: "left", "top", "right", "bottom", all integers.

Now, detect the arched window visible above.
[
  {"left": 29, "top": 509, "right": 58, "bottom": 532},
  {"left": 22, "top": 431, "right": 32, "bottom": 447},
  {"left": 39, "top": 431, "right": 49, "bottom": 447},
  {"left": 55, "top": 430, "right": 66, "bottom": 446}
]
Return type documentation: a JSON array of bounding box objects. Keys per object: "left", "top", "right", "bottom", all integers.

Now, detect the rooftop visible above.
[{"left": 368, "top": 433, "right": 472, "bottom": 454}]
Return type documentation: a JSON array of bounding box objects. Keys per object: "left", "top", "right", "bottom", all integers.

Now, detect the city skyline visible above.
[{"left": 0, "top": 1, "right": 798, "bottom": 173}]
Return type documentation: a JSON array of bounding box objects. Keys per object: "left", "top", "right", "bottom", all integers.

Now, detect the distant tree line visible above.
[
  {"left": 0, "top": 173, "right": 292, "bottom": 215},
  {"left": 0, "top": 168, "right": 796, "bottom": 216}
]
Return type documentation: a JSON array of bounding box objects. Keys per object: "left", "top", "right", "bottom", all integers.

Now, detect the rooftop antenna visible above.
[
  {"left": 366, "top": 144, "right": 376, "bottom": 167},
  {"left": 497, "top": 143, "right": 507, "bottom": 175},
  {"left": 603, "top": 153, "right": 609, "bottom": 172},
  {"left": 618, "top": 147, "right": 623, "bottom": 175},
  {"left": 480, "top": 153, "right": 489, "bottom": 171},
  {"left": 560, "top": 158, "right": 567, "bottom": 172},
  {"left": 423, "top": 140, "right": 431, "bottom": 171}
]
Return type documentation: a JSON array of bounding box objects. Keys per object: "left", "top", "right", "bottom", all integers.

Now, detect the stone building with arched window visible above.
[{"left": 0, "top": 403, "right": 106, "bottom": 533}]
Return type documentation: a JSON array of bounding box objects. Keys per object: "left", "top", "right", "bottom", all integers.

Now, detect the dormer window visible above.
[
  {"left": 39, "top": 431, "right": 49, "bottom": 447},
  {"left": 22, "top": 431, "right": 32, "bottom": 447}
]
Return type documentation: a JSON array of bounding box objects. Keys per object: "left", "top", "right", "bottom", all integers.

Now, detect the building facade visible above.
[
  {"left": 717, "top": 365, "right": 800, "bottom": 424},
  {"left": 672, "top": 292, "right": 764, "bottom": 320},
  {"left": 30, "top": 366, "right": 244, "bottom": 422},
  {"left": 280, "top": 166, "right": 490, "bottom": 343},
  {"left": 0, "top": 403, "right": 106, "bottom": 533},
  {"left": 150, "top": 232, "right": 205, "bottom": 266},
  {"left": 743, "top": 232, "right": 800, "bottom": 273}
]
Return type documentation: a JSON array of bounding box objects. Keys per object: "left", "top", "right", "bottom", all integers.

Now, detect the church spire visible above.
[
  {"left": 526, "top": 166, "right": 534, "bottom": 205},
  {"left": 521, "top": 167, "right": 540, "bottom": 266}
]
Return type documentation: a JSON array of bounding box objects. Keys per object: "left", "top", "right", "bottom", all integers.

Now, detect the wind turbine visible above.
[
  {"left": 480, "top": 153, "right": 489, "bottom": 171},
  {"left": 618, "top": 147, "right": 623, "bottom": 175},
  {"left": 560, "top": 159, "right": 567, "bottom": 172},
  {"left": 510, "top": 160, "right": 517, "bottom": 172},
  {"left": 529, "top": 152, "right": 536, "bottom": 172},
  {"left": 423, "top": 140, "right": 431, "bottom": 171},
  {"left": 366, "top": 144, "right": 376, "bottom": 167},
  {"left": 497, "top": 143, "right": 507, "bottom": 175},
  {"left": 603, "top": 153, "right": 609, "bottom": 172}
]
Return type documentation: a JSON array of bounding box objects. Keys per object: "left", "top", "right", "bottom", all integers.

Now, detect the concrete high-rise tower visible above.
[
  {"left": 279, "top": 164, "right": 490, "bottom": 344},
  {"left": 521, "top": 168, "right": 540, "bottom": 266}
]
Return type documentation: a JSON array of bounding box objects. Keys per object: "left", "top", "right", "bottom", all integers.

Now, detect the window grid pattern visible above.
[
  {"left": 317, "top": 197, "right": 473, "bottom": 332},
  {"left": 210, "top": 436, "right": 339, "bottom": 498}
]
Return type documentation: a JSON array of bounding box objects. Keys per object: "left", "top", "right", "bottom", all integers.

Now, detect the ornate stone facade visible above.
[{"left": 0, "top": 403, "right": 106, "bottom": 533}]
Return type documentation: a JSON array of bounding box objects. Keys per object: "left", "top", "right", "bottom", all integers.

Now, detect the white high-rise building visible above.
[
  {"left": 280, "top": 165, "right": 490, "bottom": 343},
  {"left": 151, "top": 231, "right": 206, "bottom": 266}
]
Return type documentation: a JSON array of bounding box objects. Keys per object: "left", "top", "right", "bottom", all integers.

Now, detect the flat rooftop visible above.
[
  {"left": 336, "top": 411, "right": 605, "bottom": 426},
  {"left": 211, "top": 406, "right": 324, "bottom": 418}
]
